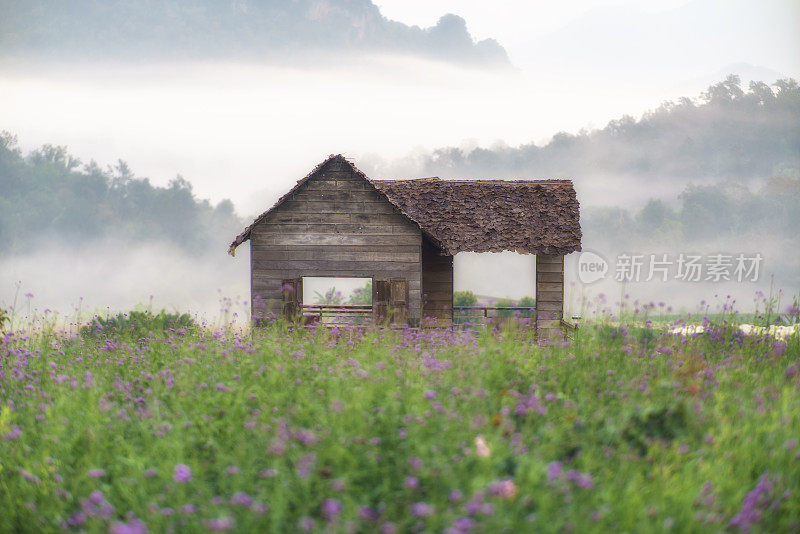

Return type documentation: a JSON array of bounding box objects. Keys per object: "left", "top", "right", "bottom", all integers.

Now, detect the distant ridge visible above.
[{"left": 0, "top": 0, "right": 509, "bottom": 67}]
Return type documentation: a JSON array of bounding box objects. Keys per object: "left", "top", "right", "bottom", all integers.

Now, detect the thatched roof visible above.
[
  {"left": 371, "top": 178, "right": 581, "bottom": 255},
  {"left": 229, "top": 155, "right": 581, "bottom": 256}
]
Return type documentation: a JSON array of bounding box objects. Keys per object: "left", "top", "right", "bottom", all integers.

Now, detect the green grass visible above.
[{"left": 1, "top": 319, "right": 798, "bottom": 532}]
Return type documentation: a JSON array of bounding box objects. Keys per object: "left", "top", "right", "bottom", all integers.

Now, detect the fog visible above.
[
  {"left": 0, "top": 57, "right": 709, "bottom": 215},
  {"left": 0, "top": 239, "right": 250, "bottom": 324},
  {"left": 1, "top": 0, "right": 798, "bottom": 322}
]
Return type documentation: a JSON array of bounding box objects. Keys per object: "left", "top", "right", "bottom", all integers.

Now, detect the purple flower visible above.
[
  {"left": 207, "top": 517, "right": 234, "bottom": 531},
  {"left": 786, "top": 362, "right": 799, "bottom": 378},
  {"left": 410, "top": 502, "right": 434, "bottom": 517},
  {"left": 408, "top": 456, "right": 423, "bottom": 470},
  {"left": 81, "top": 491, "right": 113, "bottom": 520},
  {"left": 566, "top": 470, "right": 594, "bottom": 489},
  {"left": 321, "top": 498, "right": 343, "bottom": 521},
  {"left": 110, "top": 518, "right": 148, "bottom": 534},
  {"left": 299, "top": 516, "right": 315, "bottom": 531},
  {"left": 18, "top": 469, "right": 40, "bottom": 484},
  {"left": 180, "top": 504, "right": 197, "bottom": 514},
  {"left": 68, "top": 512, "right": 87, "bottom": 526},
  {"left": 449, "top": 489, "right": 463, "bottom": 502},
  {"left": 452, "top": 517, "right": 475, "bottom": 531},
  {"left": 546, "top": 461, "right": 563, "bottom": 484},
  {"left": 359, "top": 506, "right": 381, "bottom": 521},
  {"left": 297, "top": 453, "right": 316, "bottom": 478},
  {"left": 174, "top": 464, "right": 192, "bottom": 483},
  {"left": 225, "top": 465, "right": 240, "bottom": 475},
  {"left": 1, "top": 426, "right": 22, "bottom": 441},
  {"left": 424, "top": 389, "right": 437, "bottom": 400},
  {"left": 87, "top": 469, "right": 106, "bottom": 478},
  {"left": 516, "top": 393, "right": 547, "bottom": 416},
  {"left": 488, "top": 479, "right": 518, "bottom": 497},
  {"left": 405, "top": 476, "right": 419, "bottom": 489},
  {"left": 729, "top": 473, "right": 776, "bottom": 532},
  {"left": 144, "top": 468, "right": 158, "bottom": 478},
  {"left": 231, "top": 492, "right": 253, "bottom": 507}
]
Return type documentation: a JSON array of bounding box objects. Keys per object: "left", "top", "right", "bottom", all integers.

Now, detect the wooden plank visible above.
[
  {"left": 423, "top": 292, "right": 453, "bottom": 300},
  {"left": 292, "top": 190, "right": 383, "bottom": 202},
  {"left": 257, "top": 276, "right": 419, "bottom": 292},
  {"left": 422, "top": 280, "right": 453, "bottom": 291},
  {"left": 303, "top": 180, "right": 339, "bottom": 191},
  {"left": 535, "top": 282, "right": 563, "bottom": 292},
  {"left": 252, "top": 260, "right": 422, "bottom": 272},
  {"left": 251, "top": 244, "right": 420, "bottom": 254},
  {"left": 421, "top": 261, "right": 453, "bottom": 273},
  {"left": 264, "top": 212, "right": 351, "bottom": 224},
  {"left": 422, "top": 270, "right": 453, "bottom": 283},
  {"left": 537, "top": 290, "right": 563, "bottom": 302},
  {"left": 537, "top": 254, "right": 563, "bottom": 264},
  {"left": 536, "top": 301, "right": 563, "bottom": 312},
  {"left": 253, "top": 269, "right": 421, "bottom": 280},
  {"left": 254, "top": 251, "right": 420, "bottom": 263},
  {"left": 258, "top": 223, "right": 415, "bottom": 235},
  {"left": 536, "top": 272, "right": 564, "bottom": 284},
  {"left": 251, "top": 234, "right": 421, "bottom": 246},
  {"left": 278, "top": 200, "right": 396, "bottom": 215},
  {"left": 536, "top": 261, "right": 564, "bottom": 273}
]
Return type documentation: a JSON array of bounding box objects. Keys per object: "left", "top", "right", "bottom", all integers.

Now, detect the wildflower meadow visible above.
[{"left": 1, "top": 309, "right": 799, "bottom": 533}]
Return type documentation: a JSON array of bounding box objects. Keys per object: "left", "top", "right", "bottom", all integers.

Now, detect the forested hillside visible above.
[
  {"left": 1, "top": 76, "right": 798, "bottom": 272},
  {"left": 417, "top": 76, "right": 800, "bottom": 181},
  {"left": 0, "top": 133, "right": 241, "bottom": 254}
]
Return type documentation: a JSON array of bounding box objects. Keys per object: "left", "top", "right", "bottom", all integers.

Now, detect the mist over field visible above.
[{"left": 1, "top": 0, "right": 798, "bottom": 320}]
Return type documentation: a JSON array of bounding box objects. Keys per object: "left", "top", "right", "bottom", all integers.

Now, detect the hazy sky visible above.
[
  {"left": 2, "top": 0, "right": 797, "bottom": 215},
  {"left": 1, "top": 0, "right": 797, "bottom": 317}
]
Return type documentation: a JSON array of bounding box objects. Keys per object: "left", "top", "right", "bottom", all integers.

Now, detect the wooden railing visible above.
[
  {"left": 560, "top": 318, "right": 579, "bottom": 340},
  {"left": 453, "top": 306, "right": 536, "bottom": 324},
  {"left": 302, "top": 304, "right": 373, "bottom": 325}
]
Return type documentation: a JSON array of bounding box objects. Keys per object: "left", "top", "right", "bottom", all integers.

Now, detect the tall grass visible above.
[{"left": 1, "top": 314, "right": 798, "bottom": 532}]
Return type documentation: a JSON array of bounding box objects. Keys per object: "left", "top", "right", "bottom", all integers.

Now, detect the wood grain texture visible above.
[
  {"left": 421, "top": 238, "right": 453, "bottom": 323},
  {"left": 535, "top": 254, "right": 564, "bottom": 338},
  {"left": 250, "top": 159, "right": 423, "bottom": 323}
]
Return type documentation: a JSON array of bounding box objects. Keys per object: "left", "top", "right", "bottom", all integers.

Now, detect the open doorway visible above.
[{"left": 452, "top": 252, "right": 537, "bottom": 324}]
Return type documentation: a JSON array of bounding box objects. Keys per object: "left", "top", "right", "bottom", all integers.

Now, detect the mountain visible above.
[{"left": 0, "top": 0, "right": 509, "bottom": 66}]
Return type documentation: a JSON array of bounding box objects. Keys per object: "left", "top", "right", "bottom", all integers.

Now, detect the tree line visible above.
[
  {"left": 417, "top": 76, "right": 799, "bottom": 182},
  {"left": 0, "top": 132, "right": 241, "bottom": 254}
]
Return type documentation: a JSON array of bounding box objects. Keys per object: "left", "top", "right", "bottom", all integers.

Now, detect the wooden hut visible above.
[{"left": 229, "top": 155, "right": 581, "bottom": 334}]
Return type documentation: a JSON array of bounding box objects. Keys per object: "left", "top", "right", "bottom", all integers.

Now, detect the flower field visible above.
[{"left": 1, "top": 318, "right": 799, "bottom": 533}]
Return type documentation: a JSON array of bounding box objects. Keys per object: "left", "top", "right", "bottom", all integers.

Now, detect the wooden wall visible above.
[
  {"left": 535, "top": 254, "right": 564, "bottom": 336},
  {"left": 249, "top": 159, "right": 423, "bottom": 323},
  {"left": 421, "top": 238, "right": 454, "bottom": 325}
]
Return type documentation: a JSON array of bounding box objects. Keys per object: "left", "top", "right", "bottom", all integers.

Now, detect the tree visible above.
[
  {"left": 314, "top": 288, "right": 344, "bottom": 306},
  {"left": 348, "top": 281, "right": 372, "bottom": 305},
  {"left": 453, "top": 291, "right": 477, "bottom": 307}
]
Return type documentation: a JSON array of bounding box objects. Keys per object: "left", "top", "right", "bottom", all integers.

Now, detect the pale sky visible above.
[
  {"left": 1, "top": 0, "right": 797, "bottom": 214},
  {"left": 1, "top": 0, "right": 797, "bottom": 315}
]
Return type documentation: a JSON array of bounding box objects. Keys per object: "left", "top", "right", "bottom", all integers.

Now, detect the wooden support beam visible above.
[{"left": 535, "top": 254, "right": 564, "bottom": 340}]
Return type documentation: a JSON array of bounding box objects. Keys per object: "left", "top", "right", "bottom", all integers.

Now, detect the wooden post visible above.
[
  {"left": 282, "top": 277, "right": 303, "bottom": 321},
  {"left": 389, "top": 278, "right": 409, "bottom": 325},
  {"left": 535, "top": 255, "right": 564, "bottom": 339},
  {"left": 372, "top": 278, "right": 389, "bottom": 323},
  {"left": 373, "top": 278, "right": 408, "bottom": 325}
]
